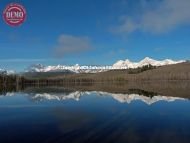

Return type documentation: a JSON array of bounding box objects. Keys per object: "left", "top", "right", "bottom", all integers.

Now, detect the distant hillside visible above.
[
  {"left": 23, "top": 62, "right": 190, "bottom": 82},
  {"left": 96, "top": 62, "right": 190, "bottom": 81},
  {"left": 130, "top": 62, "right": 190, "bottom": 81},
  {"left": 22, "top": 71, "right": 74, "bottom": 79}
]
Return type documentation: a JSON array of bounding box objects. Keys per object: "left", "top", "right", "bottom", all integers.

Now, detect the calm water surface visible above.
[{"left": 0, "top": 87, "right": 190, "bottom": 143}]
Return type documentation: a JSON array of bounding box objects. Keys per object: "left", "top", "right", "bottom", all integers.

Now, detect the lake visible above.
[{"left": 0, "top": 83, "right": 190, "bottom": 143}]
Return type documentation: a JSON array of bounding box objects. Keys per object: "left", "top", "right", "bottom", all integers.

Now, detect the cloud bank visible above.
[
  {"left": 113, "top": 0, "right": 190, "bottom": 34},
  {"left": 54, "top": 34, "right": 92, "bottom": 57}
]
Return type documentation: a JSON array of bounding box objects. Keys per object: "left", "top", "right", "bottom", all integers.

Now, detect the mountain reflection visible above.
[
  {"left": 1, "top": 87, "right": 188, "bottom": 105},
  {"left": 0, "top": 81, "right": 190, "bottom": 104},
  {"left": 22, "top": 91, "right": 185, "bottom": 105}
]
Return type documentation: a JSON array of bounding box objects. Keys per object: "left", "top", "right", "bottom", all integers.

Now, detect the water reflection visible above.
[
  {"left": 0, "top": 82, "right": 190, "bottom": 143},
  {"left": 21, "top": 91, "right": 186, "bottom": 105},
  {"left": 1, "top": 85, "right": 188, "bottom": 105}
]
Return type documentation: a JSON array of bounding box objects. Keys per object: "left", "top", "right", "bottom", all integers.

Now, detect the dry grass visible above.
[{"left": 43, "top": 62, "right": 190, "bottom": 81}]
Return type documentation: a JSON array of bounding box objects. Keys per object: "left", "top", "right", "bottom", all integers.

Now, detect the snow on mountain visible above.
[
  {"left": 27, "top": 57, "right": 185, "bottom": 73},
  {"left": 27, "top": 64, "right": 108, "bottom": 73},
  {"left": 27, "top": 64, "right": 77, "bottom": 73},
  {"left": 28, "top": 64, "right": 45, "bottom": 72},
  {"left": 113, "top": 59, "right": 139, "bottom": 69},
  {"left": 112, "top": 57, "right": 185, "bottom": 69},
  {"left": 0, "top": 69, "right": 7, "bottom": 74},
  {"left": 28, "top": 91, "right": 186, "bottom": 105},
  {"left": 0, "top": 68, "right": 15, "bottom": 75}
]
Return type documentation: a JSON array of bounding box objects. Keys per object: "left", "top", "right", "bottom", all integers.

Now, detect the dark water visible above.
[{"left": 0, "top": 86, "right": 190, "bottom": 143}]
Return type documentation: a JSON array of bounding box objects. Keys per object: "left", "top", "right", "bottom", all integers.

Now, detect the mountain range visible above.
[
  {"left": 24, "top": 91, "right": 186, "bottom": 105},
  {"left": 113, "top": 57, "right": 185, "bottom": 69},
  {"left": 27, "top": 57, "right": 185, "bottom": 73}
]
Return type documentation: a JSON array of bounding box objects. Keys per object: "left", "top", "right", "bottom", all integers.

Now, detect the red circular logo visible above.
[{"left": 3, "top": 3, "right": 26, "bottom": 26}]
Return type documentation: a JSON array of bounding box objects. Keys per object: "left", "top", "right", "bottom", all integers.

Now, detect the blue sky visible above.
[{"left": 0, "top": 0, "right": 190, "bottom": 71}]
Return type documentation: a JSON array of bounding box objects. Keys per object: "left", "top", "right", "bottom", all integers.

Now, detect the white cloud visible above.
[
  {"left": 113, "top": 0, "right": 190, "bottom": 34},
  {"left": 54, "top": 34, "right": 92, "bottom": 57}
]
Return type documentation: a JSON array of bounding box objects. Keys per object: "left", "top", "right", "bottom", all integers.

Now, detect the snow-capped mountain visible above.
[
  {"left": 26, "top": 57, "right": 185, "bottom": 73},
  {"left": 112, "top": 57, "right": 185, "bottom": 69},
  {"left": 0, "top": 69, "right": 15, "bottom": 75},
  {"left": 27, "top": 64, "right": 75, "bottom": 73},
  {"left": 27, "top": 91, "right": 186, "bottom": 105},
  {"left": 27, "top": 64, "right": 109, "bottom": 73}
]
